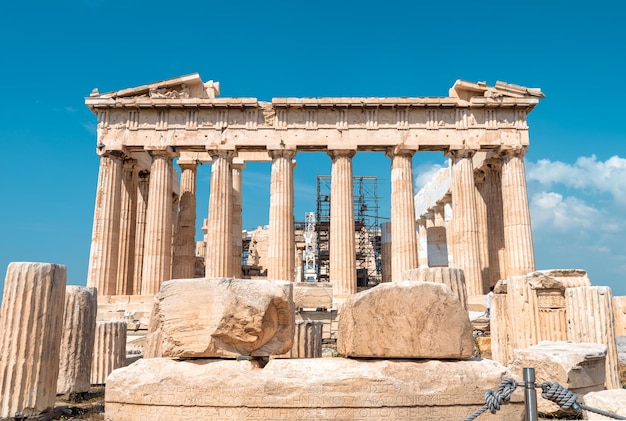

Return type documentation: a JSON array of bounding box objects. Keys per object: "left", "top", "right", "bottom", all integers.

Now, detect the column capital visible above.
[
  {"left": 268, "top": 148, "right": 296, "bottom": 160},
  {"left": 137, "top": 169, "right": 150, "bottom": 180},
  {"left": 445, "top": 148, "right": 478, "bottom": 160},
  {"left": 498, "top": 145, "right": 528, "bottom": 159},
  {"left": 97, "top": 148, "right": 126, "bottom": 159},
  {"left": 483, "top": 156, "right": 503, "bottom": 171},
  {"left": 207, "top": 148, "right": 236, "bottom": 160},
  {"left": 123, "top": 157, "right": 137, "bottom": 170},
  {"left": 327, "top": 149, "right": 356, "bottom": 159},
  {"left": 145, "top": 146, "right": 175, "bottom": 159},
  {"left": 385, "top": 145, "right": 416, "bottom": 159},
  {"left": 474, "top": 168, "right": 486, "bottom": 184}
]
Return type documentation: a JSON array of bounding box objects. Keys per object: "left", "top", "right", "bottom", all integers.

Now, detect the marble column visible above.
[
  {"left": 387, "top": 148, "right": 419, "bottom": 282},
  {"left": 116, "top": 158, "right": 138, "bottom": 295},
  {"left": 416, "top": 218, "right": 428, "bottom": 267},
  {"left": 172, "top": 160, "right": 197, "bottom": 280},
  {"left": 381, "top": 222, "right": 392, "bottom": 283},
  {"left": 57, "top": 286, "right": 97, "bottom": 396},
  {"left": 0, "top": 262, "right": 66, "bottom": 418},
  {"left": 231, "top": 162, "right": 245, "bottom": 278},
  {"left": 448, "top": 149, "right": 483, "bottom": 295},
  {"left": 90, "top": 321, "right": 127, "bottom": 385},
  {"left": 328, "top": 149, "right": 357, "bottom": 302},
  {"left": 205, "top": 149, "right": 235, "bottom": 278},
  {"left": 474, "top": 168, "right": 490, "bottom": 293},
  {"left": 484, "top": 158, "right": 505, "bottom": 286},
  {"left": 87, "top": 150, "right": 124, "bottom": 296},
  {"left": 386, "top": 148, "right": 419, "bottom": 281},
  {"left": 267, "top": 149, "right": 296, "bottom": 281},
  {"left": 566, "top": 286, "right": 621, "bottom": 389},
  {"left": 141, "top": 148, "right": 174, "bottom": 295},
  {"left": 501, "top": 147, "right": 535, "bottom": 277},
  {"left": 132, "top": 170, "right": 149, "bottom": 295}
]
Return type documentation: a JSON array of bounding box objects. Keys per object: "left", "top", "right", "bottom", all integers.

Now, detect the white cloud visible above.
[
  {"left": 414, "top": 160, "right": 449, "bottom": 190},
  {"left": 527, "top": 155, "right": 626, "bottom": 206},
  {"left": 530, "top": 191, "right": 600, "bottom": 232}
]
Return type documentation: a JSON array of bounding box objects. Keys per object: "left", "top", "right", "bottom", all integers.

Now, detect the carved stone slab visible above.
[{"left": 105, "top": 357, "right": 524, "bottom": 420}]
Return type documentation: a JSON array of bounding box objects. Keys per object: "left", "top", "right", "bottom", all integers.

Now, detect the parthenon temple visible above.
[{"left": 85, "top": 73, "right": 544, "bottom": 304}]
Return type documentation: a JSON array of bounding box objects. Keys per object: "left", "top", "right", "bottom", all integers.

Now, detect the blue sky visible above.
[{"left": 1, "top": 0, "right": 625, "bottom": 302}]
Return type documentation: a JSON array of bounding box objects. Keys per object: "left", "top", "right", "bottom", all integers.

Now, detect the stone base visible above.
[{"left": 105, "top": 357, "right": 524, "bottom": 420}]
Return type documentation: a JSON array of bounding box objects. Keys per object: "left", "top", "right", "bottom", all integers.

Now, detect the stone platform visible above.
[{"left": 105, "top": 357, "right": 524, "bottom": 420}]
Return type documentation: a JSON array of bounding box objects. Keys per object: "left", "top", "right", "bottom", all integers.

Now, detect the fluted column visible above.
[
  {"left": 328, "top": 149, "right": 357, "bottom": 302},
  {"left": 90, "top": 321, "right": 127, "bottom": 385},
  {"left": 205, "top": 149, "right": 235, "bottom": 278},
  {"left": 484, "top": 158, "right": 505, "bottom": 286},
  {"left": 381, "top": 222, "right": 392, "bottom": 283},
  {"left": 448, "top": 149, "right": 483, "bottom": 295},
  {"left": 141, "top": 148, "right": 174, "bottom": 295},
  {"left": 416, "top": 218, "right": 428, "bottom": 267},
  {"left": 0, "top": 262, "right": 66, "bottom": 418},
  {"left": 231, "top": 162, "right": 245, "bottom": 278},
  {"left": 501, "top": 147, "right": 535, "bottom": 277},
  {"left": 172, "top": 160, "right": 197, "bottom": 279},
  {"left": 116, "top": 159, "right": 138, "bottom": 295},
  {"left": 87, "top": 150, "right": 124, "bottom": 295},
  {"left": 267, "top": 149, "right": 296, "bottom": 281},
  {"left": 387, "top": 148, "right": 419, "bottom": 282},
  {"left": 57, "top": 286, "right": 97, "bottom": 396},
  {"left": 566, "top": 286, "right": 620, "bottom": 389},
  {"left": 474, "top": 168, "right": 490, "bottom": 292},
  {"left": 132, "top": 170, "right": 149, "bottom": 295}
]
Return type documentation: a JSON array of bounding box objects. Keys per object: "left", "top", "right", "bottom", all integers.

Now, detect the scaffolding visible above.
[{"left": 315, "top": 176, "right": 382, "bottom": 287}]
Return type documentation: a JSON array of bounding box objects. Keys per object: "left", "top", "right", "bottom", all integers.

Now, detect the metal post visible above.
[{"left": 524, "top": 367, "right": 538, "bottom": 421}]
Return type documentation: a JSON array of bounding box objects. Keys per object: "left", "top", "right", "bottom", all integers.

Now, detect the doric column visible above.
[
  {"left": 386, "top": 147, "right": 419, "bottom": 282},
  {"left": 57, "top": 286, "right": 97, "bottom": 396},
  {"left": 474, "top": 168, "right": 490, "bottom": 293},
  {"left": 328, "top": 149, "right": 357, "bottom": 302},
  {"left": 381, "top": 222, "right": 392, "bottom": 283},
  {"left": 231, "top": 161, "right": 245, "bottom": 278},
  {"left": 205, "top": 149, "right": 235, "bottom": 278},
  {"left": 0, "top": 263, "right": 66, "bottom": 418},
  {"left": 267, "top": 149, "right": 296, "bottom": 281},
  {"left": 116, "top": 158, "right": 138, "bottom": 295},
  {"left": 484, "top": 158, "right": 505, "bottom": 286},
  {"left": 172, "top": 160, "right": 197, "bottom": 279},
  {"left": 90, "top": 321, "right": 127, "bottom": 385},
  {"left": 141, "top": 148, "right": 175, "bottom": 295},
  {"left": 132, "top": 170, "right": 149, "bottom": 295},
  {"left": 87, "top": 150, "right": 124, "bottom": 295},
  {"left": 501, "top": 147, "right": 535, "bottom": 277},
  {"left": 416, "top": 218, "right": 428, "bottom": 267},
  {"left": 448, "top": 149, "right": 483, "bottom": 295}
]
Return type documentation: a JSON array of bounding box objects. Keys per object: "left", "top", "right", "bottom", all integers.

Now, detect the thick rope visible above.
[
  {"left": 539, "top": 381, "right": 579, "bottom": 411},
  {"left": 463, "top": 378, "right": 518, "bottom": 421}
]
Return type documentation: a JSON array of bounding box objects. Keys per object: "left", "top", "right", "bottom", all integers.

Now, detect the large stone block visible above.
[
  {"left": 144, "top": 278, "right": 294, "bottom": 358},
  {"left": 105, "top": 357, "right": 524, "bottom": 420},
  {"left": 402, "top": 266, "right": 468, "bottom": 310},
  {"left": 337, "top": 281, "right": 474, "bottom": 358},
  {"left": 293, "top": 282, "right": 332, "bottom": 309},
  {"left": 57, "top": 286, "right": 98, "bottom": 395},
  {"left": 583, "top": 389, "right": 626, "bottom": 420},
  {"left": 0, "top": 262, "right": 66, "bottom": 418},
  {"left": 509, "top": 341, "right": 607, "bottom": 416}
]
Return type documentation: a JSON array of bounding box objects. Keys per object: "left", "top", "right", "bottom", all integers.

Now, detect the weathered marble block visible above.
[
  {"left": 57, "top": 286, "right": 98, "bottom": 395},
  {"left": 0, "top": 262, "right": 66, "bottom": 418},
  {"left": 293, "top": 282, "right": 332, "bottom": 309},
  {"left": 337, "top": 281, "right": 474, "bottom": 358},
  {"left": 583, "top": 389, "right": 626, "bottom": 420},
  {"left": 509, "top": 341, "right": 607, "bottom": 416},
  {"left": 401, "top": 266, "right": 468, "bottom": 309},
  {"left": 144, "top": 278, "right": 294, "bottom": 358},
  {"left": 105, "top": 357, "right": 524, "bottom": 420}
]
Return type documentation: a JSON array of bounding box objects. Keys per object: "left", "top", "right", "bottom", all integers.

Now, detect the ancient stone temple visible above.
[{"left": 85, "top": 74, "right": 543, "bottom": 303}]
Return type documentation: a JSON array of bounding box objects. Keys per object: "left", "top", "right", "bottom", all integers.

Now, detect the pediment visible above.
[
  {"left": 89, "top": 73, "right": 220, "bottom": 100},
  {"left": 450, "top": 80, "right": 544, "bottom": 102}
]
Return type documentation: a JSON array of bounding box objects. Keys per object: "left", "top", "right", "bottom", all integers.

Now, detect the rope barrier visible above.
[{"left": 464, "top": 373, "right": 626, "bottom": 420}]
